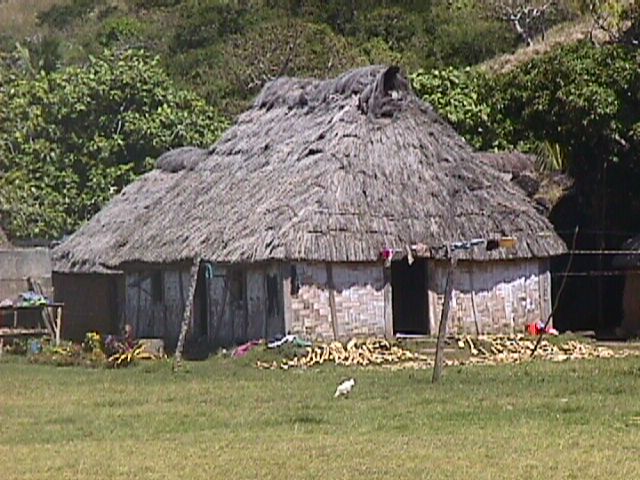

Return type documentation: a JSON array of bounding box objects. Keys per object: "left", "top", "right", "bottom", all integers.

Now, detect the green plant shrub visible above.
[{"left": 0, "top": 48, "right": 228, "bottom": 240}]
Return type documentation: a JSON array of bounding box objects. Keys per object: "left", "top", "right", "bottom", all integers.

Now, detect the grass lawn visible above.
[{"left": 1, "top": 355, "right": 640, "bottom": 480}]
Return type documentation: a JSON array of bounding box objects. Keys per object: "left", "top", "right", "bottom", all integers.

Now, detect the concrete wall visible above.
[
  {"left": 287, "top": 262, "right": 386, "bottom": 341},
  {"left": 53, "top": 273, "right": 123, "bottom": 341},
  {"left": 621, "top": 273, "right": 640, "bottom": 336},
  {"left": 0, "top": 248, "right": 52, "bottom": 300},
  {"left": 427, "top": 259, "right": 551, "bottom": 335}
]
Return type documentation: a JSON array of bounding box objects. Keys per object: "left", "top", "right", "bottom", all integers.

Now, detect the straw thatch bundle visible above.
[
  {"left": 0, "top": 214, "right": 11, "bottom": 248},
  {"left": 53, "top": 65, "right": 565, "bottom": 272},
  {"left": 0, "top": 226, "right": 9, "bottom": 249},
  {"left": 474, "top": 151, "right": 573, "bottom": 215},
  {"left": 473, "top": 151, "right": 535, "bottom": 177}
]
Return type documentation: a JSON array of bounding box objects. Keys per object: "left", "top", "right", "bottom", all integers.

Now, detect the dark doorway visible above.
[
  {"left": 193, "top": 264, "right": 210, "bottom": 340},
  {"left": 265, "top": 272, "right": 284, "bottom": 339},
  {"left": 392, "top": 258, "right": 428, "bottom": 335}
]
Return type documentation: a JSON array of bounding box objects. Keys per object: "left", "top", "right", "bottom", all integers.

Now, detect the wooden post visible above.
[
  {"left": 596, "top": 158, "right": 608, "bottom": 330},
  {"left": 469, "top": 269, "right": 480, "bottom": 337},
  {"left": 326, "top": 263, "right": 339, "bottom": 341},
  {"left": 383, "top": 267, "right": 393, "bottom": 340},
  {"left": 174, "top": 259, "right": 201, "bottom": 368},
  {"left": 55, "top": 306, "right": 62, "bottom": 346},
  {"left": 432, "top": 254, "right": 457, "bottom": 384}
]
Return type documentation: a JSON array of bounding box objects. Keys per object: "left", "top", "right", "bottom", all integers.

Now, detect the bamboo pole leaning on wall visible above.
[
  {"left": 174, "top": 258, "right": 201, "bottom": 369},
  {"left": 326, "top": 263, "right": 339, "bottom": 341},
  {"left": 432, "top": 253, "right": 457, "bottom": 384}
]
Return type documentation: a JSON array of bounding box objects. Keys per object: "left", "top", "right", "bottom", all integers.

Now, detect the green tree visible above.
[
  {"left": 430, "top": 1, "right": 519, "bottom": 67},
  {"left": 414, "top": 40, "right": 640, "bottom": 235},
  {"left": 0, "top": 49, "right": 228, "bottom": 240},
  {"left": 411, "top": 67, "right": 508, "bottom": 150},
  {"left": 493, "top": 41, "right": 640, "bottom": 230}
]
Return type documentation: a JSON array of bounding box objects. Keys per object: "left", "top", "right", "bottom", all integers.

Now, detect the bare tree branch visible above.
[{"left": 488, "top": 1, "right": 557, "bottom": 46}]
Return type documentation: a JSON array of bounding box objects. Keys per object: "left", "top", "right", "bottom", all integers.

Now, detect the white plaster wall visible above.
[{"left": 427, "top": 259, "right": 551, "bottom": 335}]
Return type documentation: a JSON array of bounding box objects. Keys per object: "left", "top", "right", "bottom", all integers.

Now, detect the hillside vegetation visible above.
[
  {"left": 0, "top": 0, "right": 583, "bottom": 116},
  {"left": 0, "top": 0, "right": 639, "bottom": 243}
]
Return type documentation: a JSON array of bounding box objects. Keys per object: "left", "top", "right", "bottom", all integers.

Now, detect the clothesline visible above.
[{"left": 552, "top": 270, "right": 640, "bottom": 277}]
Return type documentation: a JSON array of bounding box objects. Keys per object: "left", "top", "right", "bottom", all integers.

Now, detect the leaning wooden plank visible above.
[
  {"left": 54, "top": 306, "right": 62, "bottom": 346},
  {"left": 174, "top": 259, "right": 201, "bottom": 368},
  {"left": 432, "top": 255, "right": 457, "bottom": 384}
]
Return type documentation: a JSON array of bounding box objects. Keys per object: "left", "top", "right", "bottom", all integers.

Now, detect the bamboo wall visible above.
[
  {"left": 123, "top": 269, "right": 190, "bottom": 349},
  {"left": 120, "top": 258, "right": 553, "bottom": 348},
  {"left": 287, "top": 262, "right": 386, "bottom": 341}
]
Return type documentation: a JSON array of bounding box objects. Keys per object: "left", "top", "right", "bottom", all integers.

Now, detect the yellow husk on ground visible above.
[{"left": 256, "top": 335, "right": 640, "bottom": 371}]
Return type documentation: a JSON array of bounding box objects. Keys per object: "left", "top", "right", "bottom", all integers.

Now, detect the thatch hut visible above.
[
  {"left": 53, "top": 65, "right": 566, "bottom": 348},
  {"left": 613, "top": 235, "right": 640, "bottom": 336}
]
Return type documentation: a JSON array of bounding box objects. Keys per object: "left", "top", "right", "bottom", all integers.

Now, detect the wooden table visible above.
[{"left": 0, "top": 303, "right": 64, "bottom": 345}]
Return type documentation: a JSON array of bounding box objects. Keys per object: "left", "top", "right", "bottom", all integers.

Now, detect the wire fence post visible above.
[
  {"left": 432, "top": 247, "right": 456, "bottom": 384},
  {"left": 431, "top": 236, "right": 516, "bottom": 383},
  {"left": 530, "top": 226, "right": 578, "bottom": 358}
]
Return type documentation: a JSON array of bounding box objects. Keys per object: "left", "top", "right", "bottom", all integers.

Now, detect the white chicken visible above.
[{"left": 334, "top": 378, "right": 356, "bottom": 398}]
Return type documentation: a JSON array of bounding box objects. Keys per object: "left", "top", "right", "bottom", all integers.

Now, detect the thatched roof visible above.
[
  {"left": 473, "top": 151, "right": 535, "bottom": 177},
  {"left": 474, "top": 151, "right": 574, "bottom": 216},
  {"left": 612, "top": 235, "right": 640, "bottom": 269},
  {"left": 52, "top": 147, "right": 208, "bottom": 273},
  {"left": 53, "top": 66, "right": 566, "bottom": 273}
]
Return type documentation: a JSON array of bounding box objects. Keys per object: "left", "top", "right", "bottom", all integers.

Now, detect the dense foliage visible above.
[
  {"left": 6, "top": 0, "right": 536, "bottom": 117},
  {"left": 412, "top": 40, "right": 640, "bottom": 236},
  {"left": 0, "top": 0, "right": 638, "bottom": 243},
  {"left": 497, "top": 41, "right": 640, "bottom": 234},
  {"left": 411, "top": 67, "right": 503, "bottom": 151},
  {"left": 0, "top": 49, "right": 227, "bottom": 240}
]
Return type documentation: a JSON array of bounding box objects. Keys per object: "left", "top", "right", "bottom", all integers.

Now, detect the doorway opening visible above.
[
  {"left": 391, "top": 258, "right": 428, "bottom": 335},
  {"left": 193, "top": 263, "right": 210, "bottom": 340}
]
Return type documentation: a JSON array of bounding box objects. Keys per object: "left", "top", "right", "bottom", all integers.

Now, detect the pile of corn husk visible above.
[
  {"left": 256, "top": 338, "right": 429, "bottom": 370},
  {"left": 457, "top": 334, "right": 640, "bottom": 364},
  {"left": 256, "top": 335, "right": 639, "bottom": 370},
  {"left": 386, "top": 335, "right": 640, "bottom": 371}
]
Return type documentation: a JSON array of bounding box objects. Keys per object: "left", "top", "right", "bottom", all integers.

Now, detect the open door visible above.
[
  {"left": 392, "top": 258, "right": 428, "bottom": 335},
  {"left": 192, "top": 264, "right": 209, "bottom": 340},
  {"left": 264, "top": 269, "right": 284, "bottom": 340}
]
